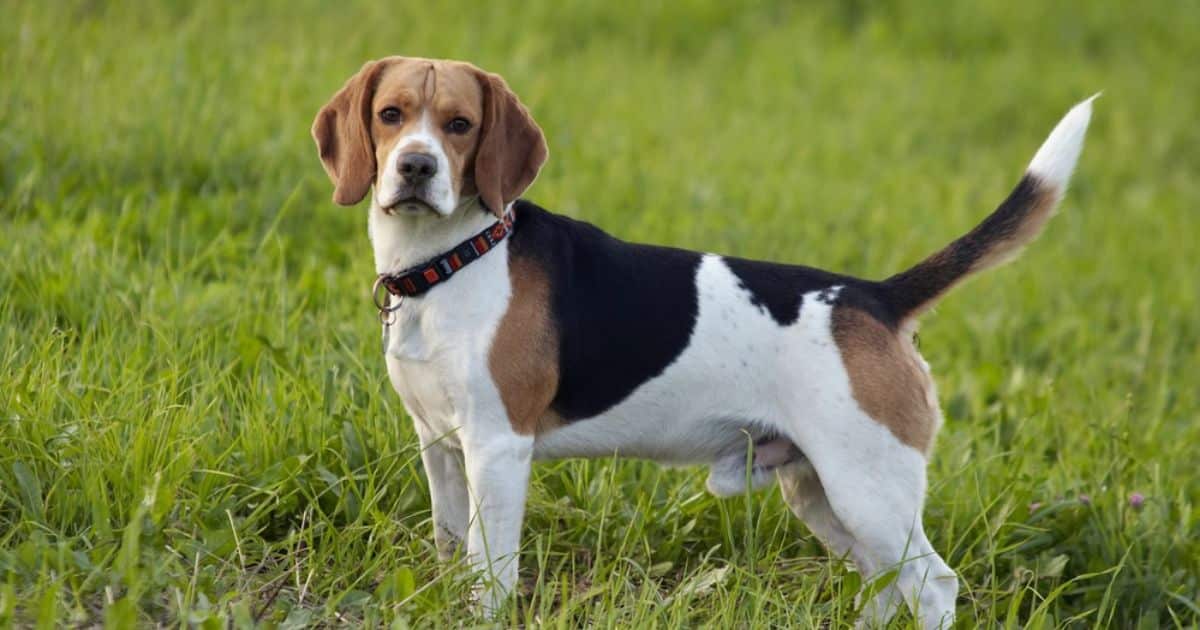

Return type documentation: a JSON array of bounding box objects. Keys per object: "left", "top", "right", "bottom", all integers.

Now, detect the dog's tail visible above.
[{"left": 881, "top": 95, "right": 1097, "bottom": 322}]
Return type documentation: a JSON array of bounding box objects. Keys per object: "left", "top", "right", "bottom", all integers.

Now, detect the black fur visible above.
[
  {"left": 724, "top": 256, "right": 869, "bottom": 326},
  {"left": 508, "top": 200, "right": 897, "bottom": 421},
  {"left": 883, "top": 174, "right": 1047, "bottom": 318},
  {"left": 506, "top": 172, "right": 1049, "bottom": 421},
  {"left": 508, "top": 201, "right": 703, "bottom": 420}
]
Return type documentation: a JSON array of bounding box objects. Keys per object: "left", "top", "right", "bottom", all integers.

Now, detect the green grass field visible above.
[{"left": 2, "top": 1, "right": 1198, "bottom": 627}]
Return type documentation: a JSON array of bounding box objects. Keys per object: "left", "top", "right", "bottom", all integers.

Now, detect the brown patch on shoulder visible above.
[
  {"left": 489, "top": 255, "right": 561, "bottom": 435},
  {"left": 831, "top": 305, "right": 939, "bottom": 453}
]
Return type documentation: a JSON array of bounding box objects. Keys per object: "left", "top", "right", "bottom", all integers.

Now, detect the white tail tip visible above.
[{"left": 1027, "top": 93, "right": 1099, "bottom": 189}]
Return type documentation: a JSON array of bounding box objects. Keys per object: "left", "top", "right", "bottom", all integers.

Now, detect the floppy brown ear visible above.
[
  {"left": 312, "top": 60, "right": 387, "bottom": 206},
  {"left": 472, "top": 71, "right": 548, "bottom": 217}
]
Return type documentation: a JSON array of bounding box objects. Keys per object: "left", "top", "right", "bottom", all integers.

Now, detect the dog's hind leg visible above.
[
  {"left": 777, "top": 460, "right": 904, "bottom": 627},
  {"left": 773, "top": 290, "right": 958, "bottom": 626},
  {"left": 792, "top": 425, "right": 957, "bottom": 629}
]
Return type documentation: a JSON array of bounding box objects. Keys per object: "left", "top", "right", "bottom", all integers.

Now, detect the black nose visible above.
[{"left": 399, "top": 152, "right": 437, "bottom": 184}]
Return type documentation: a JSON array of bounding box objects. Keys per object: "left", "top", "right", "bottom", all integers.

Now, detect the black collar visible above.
[{"left": 373, "top": 209, "right": 515, "bottom": 310}]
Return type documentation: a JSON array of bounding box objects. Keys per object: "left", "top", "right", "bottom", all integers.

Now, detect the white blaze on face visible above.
[{"left": 375, "top": 113, "right": 459, "bottom": 216}]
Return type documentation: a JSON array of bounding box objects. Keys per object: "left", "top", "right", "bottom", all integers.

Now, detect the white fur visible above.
[
  {"left": 1027, "top": 94, "right": 1097, "bottom": 190},
  {"left": 363, "top": 97, "right": 1098, "bottom": 627},
  {"left": 369, "top": 201, "right": 495, "bottom": 276},
  {"left": 377, "top": 230, "right": 958, "bottom": 625},
  {"left": 530, "top": 260, "right": 957, "bottom": 626},
  {"left": 361, "top": 83, "right": 533, "bottom": 615},
  {"left": 375, "top": 194, "right": 531, "bottom": 613},
  {"left": 532, "top": 257, "right": 790, "bottom": 462},
  {"left": 374, "top": 113, "right": 459, "bottom": 217}
]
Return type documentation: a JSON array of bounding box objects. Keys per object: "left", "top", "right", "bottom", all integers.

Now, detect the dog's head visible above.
[{"left": 312, "top": 57, "right": 547, "bottom": 218}]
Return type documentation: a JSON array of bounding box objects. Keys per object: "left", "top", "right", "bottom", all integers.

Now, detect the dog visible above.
[{"left": 312, "top": 56, "right": 1093, "bottom": 628}]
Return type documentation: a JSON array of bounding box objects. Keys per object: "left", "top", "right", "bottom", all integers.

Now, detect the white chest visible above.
[{"left": 378, "top": 241, "right": 513, "bottom": 442}]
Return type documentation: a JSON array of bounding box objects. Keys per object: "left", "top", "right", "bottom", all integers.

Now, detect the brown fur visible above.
[
  {"left": 488, "top": 256, "right": 560, "bottom": 435},
  {"left": 832, "top": 306, "right": 938, "bottom": 453},
  {"left": 369, "top": 59, "right": 484, "bottom": 206},
  {"left": 883, "top": 176, "right": 1061, "bottom": 321},
  {"left": 967, "top": 187, "right": 1060, "bottom": 273},
  {"left": 472, "top": 72, "right": 549, "bottom": 217},
  {"left": 311, "top": 59, "right": 387, "bottom": 205},
  {"left": 311, "top": 56, "right": 547, "bottom": 215}
]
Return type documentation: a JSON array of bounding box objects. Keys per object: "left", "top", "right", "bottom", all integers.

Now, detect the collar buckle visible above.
[{"left": 372, "top": 275, "right": 403, "bottom": 325}]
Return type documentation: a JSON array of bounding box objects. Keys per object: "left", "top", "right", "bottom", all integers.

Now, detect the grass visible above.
[{"left": 1, "top": 0, "right": 1197, "bottom": 626}]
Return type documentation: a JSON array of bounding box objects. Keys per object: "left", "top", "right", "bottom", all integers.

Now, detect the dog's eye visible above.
[
  {"left": 446, "top": 117, "right": 472, "bottom": 134},
  {"left": 379, "top": 107, "right": 403, "bottom": 124}
]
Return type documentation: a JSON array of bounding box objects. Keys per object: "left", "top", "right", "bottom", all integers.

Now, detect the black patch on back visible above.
[
  {"left": 833, "top": 282, "right": 900, "bottom": 327},
  {"left": 723, "top": 256, "right": 884, "bottom": 326},
  {"left": 508, "top": 200, "right": 703, "bottom": 420},
  {"left": 508, "top": 200, "right": 902, "bottom": 421}
]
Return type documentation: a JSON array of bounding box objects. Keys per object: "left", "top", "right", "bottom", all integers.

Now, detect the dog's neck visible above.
[{"left": 367, "top": 196, "right": 500, "bottom": 275}]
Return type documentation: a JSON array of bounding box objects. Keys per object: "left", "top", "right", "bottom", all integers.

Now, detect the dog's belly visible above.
[
  {"left": 532, "top": 415, "right": 781, "bottom": 463},
  {"left": 532, "top": 255, "right": 847, "bottom": 464}
]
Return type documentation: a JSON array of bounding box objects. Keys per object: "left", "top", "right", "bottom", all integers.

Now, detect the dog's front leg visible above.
[
  {"left": 415, "top": 424, "right": 469, "bottom": 561},
  {"left": 461, "top": 427, "right": 533, "bottom": 616}
]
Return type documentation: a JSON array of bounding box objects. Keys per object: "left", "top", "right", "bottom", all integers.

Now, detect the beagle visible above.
[{"left": 312, "top": 56, "right": 1094, "bottom": 628}]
